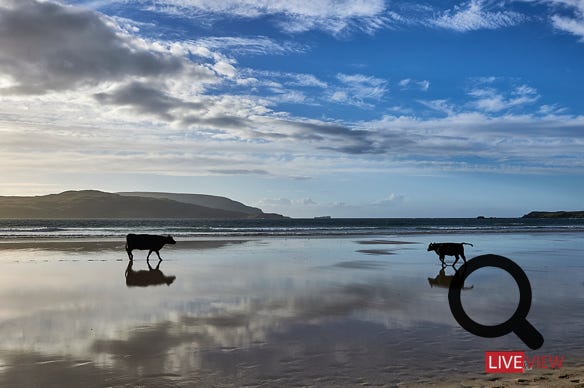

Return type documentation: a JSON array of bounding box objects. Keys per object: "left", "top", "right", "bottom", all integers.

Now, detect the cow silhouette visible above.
[
  {"left": 125, "top": 260, "right": 176, "bottom": 287},
  {"left": 126, "top": 234, "right": 176, "bottom": 260},
  {"left": 427, "top": 242, "right": 473, "bottom": 266}
]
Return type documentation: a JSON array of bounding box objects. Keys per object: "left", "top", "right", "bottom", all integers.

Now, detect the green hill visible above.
[
  {"left": 118, "top": 192, "right": 263, "bottom": 215},
  {"left": 0, "top": 190, "right": 286, "bottom": 219}
]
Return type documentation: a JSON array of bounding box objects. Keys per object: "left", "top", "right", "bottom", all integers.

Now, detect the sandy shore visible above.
[
  {"left": 399, "top": 365, "right": 584, "bottom": 387},
  {"left": 0, "top": 234, "right": 582, "bottom": 387}
]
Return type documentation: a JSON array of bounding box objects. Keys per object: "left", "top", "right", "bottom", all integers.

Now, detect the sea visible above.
[{"left": 0, "top": 217, "right": 583, "bottom": 239}]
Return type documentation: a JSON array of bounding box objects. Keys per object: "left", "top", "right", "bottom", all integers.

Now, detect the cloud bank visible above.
[{"left": 1, "top": 0, "right": 583, "bottom": 190}]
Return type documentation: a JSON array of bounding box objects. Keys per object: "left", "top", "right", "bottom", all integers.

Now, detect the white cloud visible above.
[
  {"left": 331, "top": 73, "right": 388, "bottom": 107},
  {"left": 331, "top": 91, "right": 349, "bottom": 102},
  {"left": 418, "top": 80, "right": 431, "bottom": 91},
  {"left": 399, "top": 79, "right": 411, "bottom": 88},
  {"left": 193, "top": 36, "right": 306, "bottom": 56},
  {"left": 247, "top": 70, "right": 327, "bottom": 89},
  {"left": 298, "top": 198, "right": 317, "bottom": 205},
  {"left": 547, "top": 0, "right": 584, "bottom": 40},
  {"left": 418, "top": 99, "right": 456, "bottom": 115},
  {"left": 374, "top": 193, "right": 405, "bottom": 206},
  {"left": 432, "top": 0, "right": 525, "bottom": 31},
  {"left": 399, "top": 78, "right": 430, "bottom": 91},
  {"left": 290, "top": 74, "right": 328, "bottom": 88},
  {"left": 468, "top": 84, "right": 539, "bottom": 112},
  {"left": 137, "top": 0, "right": 389, "bottom": 35},
  {"left": 552, "top": 14, "right": 584, "bottom": 38},
  {"left": 538, "top": 104, "right": 567, "bottom": 114},
  {"left": 268, "top": 90, "right": 307, "bottom": 104},
  {"left": 257, "top": 198, "right": 292, "bottom": 206},
  {"left": 213, "top": 60, "right": 237, "bottom": 78}
]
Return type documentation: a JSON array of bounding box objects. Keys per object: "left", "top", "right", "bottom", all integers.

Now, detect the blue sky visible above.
[{"left": 0, "top": 0, "right": 583, "bottom": 217}]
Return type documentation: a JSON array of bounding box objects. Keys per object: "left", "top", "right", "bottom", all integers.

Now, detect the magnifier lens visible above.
[
  {"left": 448, "top": 254, "right": 544, "bottom": 350},
  {"left": 461, "top": 267, "right": 520, "bottom": 326}
]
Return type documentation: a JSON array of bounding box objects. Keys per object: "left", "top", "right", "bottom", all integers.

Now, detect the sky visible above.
[{"left": 0, "top": 0, "right": 583, "bottom": 217}]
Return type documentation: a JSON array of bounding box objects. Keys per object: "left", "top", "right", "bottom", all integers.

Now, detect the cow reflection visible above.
[
  {"left": 428, "top": 266, "right": 473, "bottom": 290},
  {"left": 125, "top": 260, "right": 176, "bottom": 287}
]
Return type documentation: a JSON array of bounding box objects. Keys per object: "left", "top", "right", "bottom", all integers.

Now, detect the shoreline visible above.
[
  {"left": 0, "top": 227, "right": 583, "bottom": 242},
  {"left": 399, "top": 364, "right": 584, "bottom": 387}
]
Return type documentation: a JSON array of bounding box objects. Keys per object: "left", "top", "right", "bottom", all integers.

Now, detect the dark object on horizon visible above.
[
  {"left": 428, "top": 267, "right": 473, "bottom": 290},
  {"left": 314, "top": 216, "right": 332, "bottom": 219},
  {"left": 522, "top": 210, "right": 584, "bottom": 219},
  {"left": 476, "top": 216, "right": 485, "bottom": 219},
  {"left": 126, "top": 233, "right": 176, "bottom": 260},
  {"left": 125, "top": 260, "right": 175, "bottom": 287},
  {"left": 427, "top": 242, "right": 473, "bottom": 266}
]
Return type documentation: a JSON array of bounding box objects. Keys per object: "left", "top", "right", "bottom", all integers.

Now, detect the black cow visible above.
[
  {"left": 427, "top": 242, "right": 473, "bottom": 266},
  {"left": 126, "top": 234, "right": 176, "bottom": 260}
]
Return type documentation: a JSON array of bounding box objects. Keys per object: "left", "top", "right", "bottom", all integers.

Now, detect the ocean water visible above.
[{"left": 0, "top": 217, "right": 583, "bottom": 239}]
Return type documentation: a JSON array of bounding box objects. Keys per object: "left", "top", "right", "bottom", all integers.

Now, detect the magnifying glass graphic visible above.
[{"left": 448, "top": 254, "right": 544, "bottom": 350}]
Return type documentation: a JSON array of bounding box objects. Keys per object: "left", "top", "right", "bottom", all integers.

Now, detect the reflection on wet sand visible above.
[
  {"left": 355, "top": 240, "right": 418, "bottom": 245},
  {"left": 0, "top": 239, "right": 249, "bottom": 253},
  {"left": 125, "top": 260, "right": 176, "bottom": 287},
  {"left": 356, "top": 249, "right": 394, "bottom": 255},
  {"left": 332, "top": 260, "right": 386, "bottom": 269},
  {"left": 427, "top": 266, "right": 474, "bottom": 290}
]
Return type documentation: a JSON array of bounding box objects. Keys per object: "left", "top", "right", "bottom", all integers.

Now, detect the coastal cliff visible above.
[{"left": 522, "top": 211, "right": 584, "bottom": 219}]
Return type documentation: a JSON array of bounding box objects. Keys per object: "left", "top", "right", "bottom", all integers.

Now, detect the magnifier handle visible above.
[{"left": 514, "top": 319, "right": 544, "bottom": 350}]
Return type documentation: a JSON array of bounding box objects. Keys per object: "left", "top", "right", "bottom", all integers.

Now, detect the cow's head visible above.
[
  {"left": 167, "top": 235, "right": 176, "bottom": 244},
  {"left": 427, "top": 242, "right": 436, "bottom": 251}
]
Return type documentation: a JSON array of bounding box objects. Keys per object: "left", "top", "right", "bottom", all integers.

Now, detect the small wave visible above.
[
  {"left": 1, "top": 219, "right": 583, "bottom": 239},
  {"left": 1, "top": 227, "right": 66, "bottom": 232}
]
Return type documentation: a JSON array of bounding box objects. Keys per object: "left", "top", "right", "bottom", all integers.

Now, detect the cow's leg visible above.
[
  {"left": 125, "top": 261, "right": 133, "bottom": 277},
  {"left": 155, "top": 250, "right": 162, "bottom": 260},
  {"left": 439, "top": 254, "right": 445, "bottom": 265},
  {"left": 461, "top": 252, "right": 467, "bottom": 263},
  {"left": 453, "top": 254, "right": 460, "bottom": 266},
  {"left": 126, "top": 248, "right": 133, "bottom": 261},
  {"left": 147, "top": 250, "right": 152, "bottom": 260}
]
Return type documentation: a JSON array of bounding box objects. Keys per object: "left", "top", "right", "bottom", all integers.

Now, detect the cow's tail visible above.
[{"left": 462, "top": 242, "right": 473, "bottom": 247}]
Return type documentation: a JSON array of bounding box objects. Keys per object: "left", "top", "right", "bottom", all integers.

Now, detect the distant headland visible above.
[
  {"left": 0, "top": 190, "right": 287, "bottom": 219},
  {"left": 522, "top": 211, "right": 584, "bottom": 219}
]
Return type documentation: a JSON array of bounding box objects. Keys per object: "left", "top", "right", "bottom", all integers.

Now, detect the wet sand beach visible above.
[{"left": 0, "top": 232, "right": 583, "bottom": 386}]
